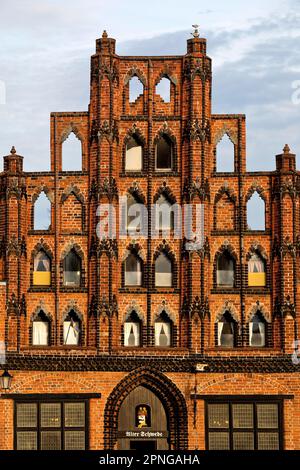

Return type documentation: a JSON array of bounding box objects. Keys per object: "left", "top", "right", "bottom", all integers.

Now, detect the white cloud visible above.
[{"left": 0, "top": 1, "right": 299, "bottom": 171}]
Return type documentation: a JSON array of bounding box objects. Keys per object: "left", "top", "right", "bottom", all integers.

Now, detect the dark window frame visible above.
[
  {"left": 14, "top": 398, "right": 89, "bottom": 450},
  {"left": 205, "top": 397, "right": 284, "bottom": 450}
]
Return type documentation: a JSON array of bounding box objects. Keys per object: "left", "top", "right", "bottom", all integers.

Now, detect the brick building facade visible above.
[{"left": 0, "top": 29, "right": 299, "bottom": 451}]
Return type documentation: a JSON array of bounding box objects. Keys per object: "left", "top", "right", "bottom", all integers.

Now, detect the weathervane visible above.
[{"left": 191, "top": 24, "right": 200, "bottom": 38}]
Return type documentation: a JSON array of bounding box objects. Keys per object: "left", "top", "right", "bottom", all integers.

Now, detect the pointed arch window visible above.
[
  {"left": 124, "top": 311, "right": 141, "bottom": 347},
  {"left": 63, "top": 249, "right": 81, "bottom": 287},
  {"left": 33, "top": 192, "right": 51, "bottom": 230},
  {"left": 63, "top": 310, "right": 81, "bottom": 345},
  {"left": 33, "top": 251, "right": 51, "bottom": 286},
  {"left": 32, "top": 311, "right": 50, "bottom": 346},
  {"left": 218, "top": 312, "right": 236, "bottom": 348},
  {"left": 155, "top": 135, "right": 173, "bottom": 171},
  {"left": 155, "top": 194, "right": 174, "bottom": 231},
  {"left": 125, "top": 135, "right": 143, "bottom": 171},
  {"left": 62, "top": 131, "right": 82, "bottom": 171},
  {"left": 127, "top": 194, "right": 141, "bottom": 233},
  {"left": 156, "top": 77, "right": 171, "bottom": 102},
  {"left": 248, "top": 253, "right": 266, "bottom": 287},
  {"left": 129, "top": 76, "right": 144, "bottom": 103},
  {"left": 155, "top": 253, "right": 172, "bottom": 287},
  {"left": 216, "top": 133, "right": 234, "bottom": 172},
  {"left": 124, "top": 253, "right": 142, "bottom": 287},
  {"left": 155, "top": 311, "right": 172, "bottom": 347},
  {"left": 217, "top": 251, "right": 235, "bottom": 287},
  {"left": 249, "top": 313, "right": 266, "bottom": 347},
  {"left": 247, "top": 191, "right": 265, "bottom": 230}
]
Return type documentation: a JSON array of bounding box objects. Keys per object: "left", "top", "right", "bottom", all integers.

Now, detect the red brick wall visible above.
[{"left": 0, "top": 31, "right": 299, "bottom": 450}]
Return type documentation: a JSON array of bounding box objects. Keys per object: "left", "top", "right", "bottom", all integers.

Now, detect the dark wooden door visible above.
[{"left": 117, "top": 386, "right": 169, "bottom": 450}]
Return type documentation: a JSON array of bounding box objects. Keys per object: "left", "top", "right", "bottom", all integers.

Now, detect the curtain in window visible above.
[
  {"left": 63, "top": 318, "right": 80, "bottom": 345},
  {"left": 33, "top": 321, "right": 49, "bottom": 346},
  {"left": 218, "top": 315, "right": 234, "bottom": 347},
  {"left": 34, "top": 252, "right": 50, "bottom": 272},
  {"left": 248, "top": 254, "right": 264, "bottom": 273},
  {"left": 124, "top": 322, "right": 141, "bottom": 346},
  {"left": 155, "top": 322, "right": 171, "bottom": 346},
  {"left": 250, "top": 315, "right": 265, "bottom": 346}
]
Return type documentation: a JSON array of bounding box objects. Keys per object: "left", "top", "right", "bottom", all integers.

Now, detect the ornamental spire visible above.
[{"left": 191, "top": 24, "right": 200, "bottom": 38}]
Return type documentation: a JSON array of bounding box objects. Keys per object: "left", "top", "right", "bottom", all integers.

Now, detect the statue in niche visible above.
[{"left": 136, "top": 405, "right": 151, "bottom": 428}]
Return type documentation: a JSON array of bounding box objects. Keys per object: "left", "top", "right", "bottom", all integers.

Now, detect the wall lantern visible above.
[{"left": 0, "top": 368, "right": 13, "bottom": 390}]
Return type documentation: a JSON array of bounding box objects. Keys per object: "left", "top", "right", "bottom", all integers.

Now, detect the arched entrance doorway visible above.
[
  {"left": 118, "top": 385, "right": 168, "bottom": 450},
  {"left": 104, "top": 367, "right": 188, "bottom": 450}
]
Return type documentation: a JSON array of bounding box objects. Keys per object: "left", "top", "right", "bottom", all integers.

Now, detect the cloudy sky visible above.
[{"left": 0, "top": 0, "right": 300, "bottom": 171}]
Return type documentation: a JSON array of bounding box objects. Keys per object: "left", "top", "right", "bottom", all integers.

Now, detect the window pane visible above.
[
  {"left": 258, "top": 432, "right": 279, "bottom": 450},
  {"left": 64, "top": 403, "right": 85, "bottom": 427},
  {"left": 218, "top": 319, "right": 234, "bottom": 348},
  {"left": 64, "top": 251, "right": 81, "bottom": 286},
  {"left": 64, "top": 271, "right": 81, "bottom": 286},
  {"left": 125, "top": 138, "right": 142, "bottom": 171},
  {"left": 218, "top": 253, "right": 234, "bottom": 270},
  {"left": 33, "top": 321, "right": 49, "bottom": 346},
  {"left": 217, "top": 254, "right": 234, "bottom": 286},
  {"left": 208, "top": 404, "right": 229, "bottom": 428},
  {"left": 248, "top": 254, "right": 265, "bottom": 273},
  {"left": 155, "top": 322, "right": 171, "bottom": 347},
  {"left": 155, "top": 254, "right": 172, "bottom": 287},
  {"left": 17, "top": 431, "right": 37, "bottom": 450},
  {"left": 207, "top": 401, "right": 281, "bottom": 451},
  {"left": 217, "top": 269, "right": 234, "bottom": 286},
  {"left": 250, "top": 317, "right": 266, "bottom": 347},
  {"left": 64, "top": 431, "right": 86, "bottom": 450},
  {"left": 125, "top": 271, "right": 142, "bottom": 286},
  {"left": 41, "top": 431, "right": 61, "bottom": 450},
  {"left": 17, "top": 403, "right": 37, "bottom": 428},
  {"left": 232, "top": 404, "right": 253, "bottom": 428},
  {"left": 124, "top": 322, "right": 141, "bottom": 346},
  {"left": 41, "top": 403, "right": 61, "bottom": 428},
  {"left": 257, "top": 404, "right": 278, "bottom": 429},
  {"left": 34, "top": 252, "right": 50, "bottom": 271},
  {"left": 233, "top": 432, "right": 254, "bottom": 450},
  {"left": 156, "top": 195, "right": 173, "bottom": 230},
  {"left": 208, "top": 432, "right": 230, "bottom": 450},
  {"left": 155, "top": 272, "right": 172, "bottom": 287},
  {"left": 156, "top": 136, "right": 172, "bottom": 170},
  {"left": 125, "top": 254, "right": 142, "bottom": 286},
  {"left": 64, "top": 321, "right": 80, "bottom": 345}
]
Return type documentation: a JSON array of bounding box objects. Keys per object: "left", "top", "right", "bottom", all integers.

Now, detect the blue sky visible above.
[{"left": 0, "top": 0, "right": 300, "bottom": 171}]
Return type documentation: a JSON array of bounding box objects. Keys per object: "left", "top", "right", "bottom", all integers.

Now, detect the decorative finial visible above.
[
  {"left": 283, "top": 144, "right": 290, "bottom": 154},
  {"left": 102, "top": 30, "right": 108, "bottom": 38},
  {"left": 10, "top": 146, "right": 16, "bottom": 155},
  {"left": 191, "top": 24, "right": 200, "bottom": 38}
]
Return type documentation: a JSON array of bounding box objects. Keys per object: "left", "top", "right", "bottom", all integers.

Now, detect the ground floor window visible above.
[
  {"left": 15, "top": 400, "right": 87, "bottom": 450},
  {"left": 206, "top": 399, "right": 282, "bottom": 450}
]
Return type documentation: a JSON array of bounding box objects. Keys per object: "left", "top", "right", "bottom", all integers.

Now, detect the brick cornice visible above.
[{"left": 4, "top": 354, "right": 300, "bottom": 373}]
